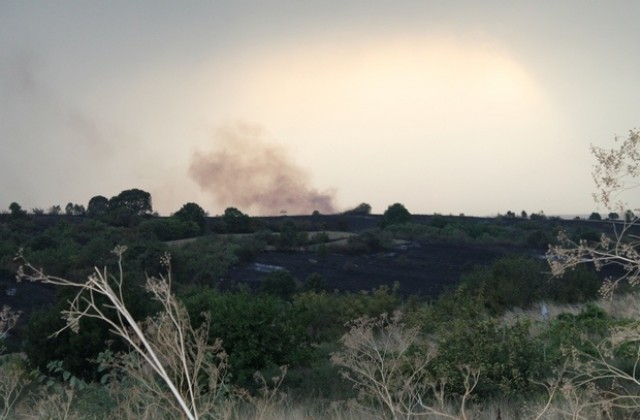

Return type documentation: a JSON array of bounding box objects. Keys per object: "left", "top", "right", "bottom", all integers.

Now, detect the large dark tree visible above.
[
  {"left": 222, "top": 207, "right": 251, "bottom": 233},
  {"left": 173, "top": 202, "right": 207, "bottom": 233},
  {"left": 8, "top": 202, "right": 27, "bottom": 217},
  {"left": 109, "top": 188, "right": 152, "bottom": 216},
  {"left": 86, "top": 195, "right": 110, "bottom": 217}
]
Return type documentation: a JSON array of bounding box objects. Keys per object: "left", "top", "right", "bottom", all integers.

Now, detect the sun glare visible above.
[{"left": 192, "top": 34, "right": 560, "bottom": 214}]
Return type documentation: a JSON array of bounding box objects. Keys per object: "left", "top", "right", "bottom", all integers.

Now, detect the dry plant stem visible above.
[
  {"left": 0, "top": 306, "right": 21, "bottom": 354},
  {"left": 548, "top": 129, "right": 640, "bottom": 298},
  {"left": 548, "top": 222, "right": 640, "bottom": 298},
  {"left": 0, "top": 356, "right": 29, "bottom": 420},
  {"left": 15, "top": 247, "right": 200, "bottom": 420},
  {"left": 591, "top": 129, "right": 640, "bottom": 210},
  {"left": 0, "top": 306, "right": 20, "bottom": 337},
  {"left": 331, "top": 312, "right": 478, "bottom": 420}
]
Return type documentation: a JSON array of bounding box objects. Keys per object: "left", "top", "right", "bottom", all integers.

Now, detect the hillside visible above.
[{"left": 1, "top": 212, "right": 623, "bottom": 321}]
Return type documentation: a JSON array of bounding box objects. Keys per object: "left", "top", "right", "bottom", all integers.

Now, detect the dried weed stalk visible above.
[
  {"left": 0, "top": 305, "right": 20, "bottom": 352},
  {"left": 0, "top": 355, "right": 30, "bottom": 420},
  {"left": 548, "top": 128, "right": 640, "bottom": 299},
  {"left": 15, "top": 246, "right": 228, "bottom": 420},
  {"left": 331, "top": 312, "right": 478, "bottom": 420}
]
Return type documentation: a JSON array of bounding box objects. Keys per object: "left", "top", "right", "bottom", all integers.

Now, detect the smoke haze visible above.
[{"left": 190, "top": 124, "right": 336, "bottom": 215}]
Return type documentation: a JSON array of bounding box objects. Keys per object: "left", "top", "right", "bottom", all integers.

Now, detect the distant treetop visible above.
[{"left": 344, "top": 203, "right": 372, "bottom": 216}]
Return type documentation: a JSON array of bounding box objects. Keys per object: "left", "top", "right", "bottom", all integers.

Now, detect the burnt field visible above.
[
  {"left": 1, "top": 212, "right": 631, "bottom": 326},
  {"left": 226, "top": 240, "right": 537, "bottom": 297}
]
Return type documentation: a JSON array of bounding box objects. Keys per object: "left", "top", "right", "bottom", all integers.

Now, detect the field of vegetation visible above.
[{"left": 1, "top": 131, "right": 640, "bottom": 419}]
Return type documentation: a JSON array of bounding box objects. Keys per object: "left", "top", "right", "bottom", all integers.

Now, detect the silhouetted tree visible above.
[
  {"left": 529, "top": 211, "right": 547, "bottom": 221},
  {"left": 48, "top": 205, "right": 61, "bottom": 215},
  {"left": 222, "top": 207, "right": 251, "bottom": 233},
  {"left": 174, "top": 202, "right": 207, "bottom": 234},
  {"left": 86, "top": 195, "right": 110, "bottom": 217},
  {"left": 9, "top": 202, "right": 27, "bottom": 217},
  {"left": 344, "top": 203, "right": 372, "bottom": 216},
  {"left": 588, "top": 212, "right": 602, "bottom": 221},
  {"left": 109, "top": 188, "right": 152, "bottom": 216},
  {"left": 65, "top": 202, "right": 86, "bottom": 216},
  {"left": 380, "top": 203, "right": 411, "bottom": 228},
  {"left": 625, "top": 209, "right": 636, "bottom": 223}
]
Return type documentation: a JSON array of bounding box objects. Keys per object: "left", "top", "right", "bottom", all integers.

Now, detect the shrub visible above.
[
  {"left": 433, "top": 317, "right": 543, "bottom": 397},
  {"left": 260, "top": 270, "right": 298, "bottom": 300}
]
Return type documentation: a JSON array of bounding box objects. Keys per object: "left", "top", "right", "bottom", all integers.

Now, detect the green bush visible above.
[
  {"left": 433, "top": 317, "right": 544, "bottom": 397},
  {"left": 260, "top": 270, "right": 298, "bottom": 300},
  {"left": 182, "top": 288, "right": 309, "bottom": 386},
  {"left": 540, "top": 303, "right": 618, "bottom": 366},
  {"left": 459, "top": 256, "right": 546, "bottom": 314}
]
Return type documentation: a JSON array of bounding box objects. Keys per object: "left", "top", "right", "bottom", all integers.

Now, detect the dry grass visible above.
[{"left": 500, "top": 293, "right": 640, "bottom": 327}]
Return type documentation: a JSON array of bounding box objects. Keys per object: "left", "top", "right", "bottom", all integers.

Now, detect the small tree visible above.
[
  {"left": 380, "top": 203, "right": 411, "bottom": 228},
  {"left": 344, "top": 203, "right": 372, "bottom": 216},
  {"left": 588, "top": 212, "right": 602, "bottom": 221},
  {"left": 48, "top": 205, "right": 61, "bottom": 215},
  {"left": 221, "top": 207, "right": 251, "bottom": 233},
  {"left": 626, "top": 209, "right": 636, "bottom": 223},
  {"left": 174, "top": 202, "right": 207, "bottom": 234},
  {"left": 86, "top": 195, "right": 110, "bottom": 218},
  {"left": 8, "top": 203, "right": 26, "bottom": 218},
  {"left": 65, "top": 202, "right": 86, "bottom": 216},
  {"left": 530, "top": 211, "right": 547, "bottom": 221}
]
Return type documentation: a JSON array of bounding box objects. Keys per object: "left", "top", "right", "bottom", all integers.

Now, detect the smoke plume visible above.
[{"left": 189, "top": 123, "right": 336, "bottom": 215}]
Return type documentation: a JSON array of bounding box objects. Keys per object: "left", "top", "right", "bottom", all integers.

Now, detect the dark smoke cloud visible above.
[{"left": 189, "top": 123, "right": 336, "bottom": 215}]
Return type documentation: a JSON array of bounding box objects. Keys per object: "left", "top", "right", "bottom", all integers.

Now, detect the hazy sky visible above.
[{"left": 2, "top": 1, "right": 639, "bottom": 216}]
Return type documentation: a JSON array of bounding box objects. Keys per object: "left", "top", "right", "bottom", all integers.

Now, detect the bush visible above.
[
  {"left": 260, "top": 270, "right": 298, "bottom": 300},
  {"left": 588, "top": 212, "right": 602, "bottom": 221},
  {"left": 433, "top": 317, "right": 543, "bottom": 397},
  {"left": 183, "top": 288, "right": 309, "bottom": 386},
  {"left": 459, "top": 256, "right": 546, "bottom": 314}
]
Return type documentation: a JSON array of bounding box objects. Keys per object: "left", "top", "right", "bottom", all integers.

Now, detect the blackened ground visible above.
[
  {"left": 1, "top": 279, "right": 57, "bottom": 346},
  {"left": 226, "top": 240, "right": 534, "bottom": 297}
]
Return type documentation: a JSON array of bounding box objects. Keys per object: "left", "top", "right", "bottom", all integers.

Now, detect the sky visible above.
[{"left": 1, "top": 1, "right": 639, "bottom": 217}]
